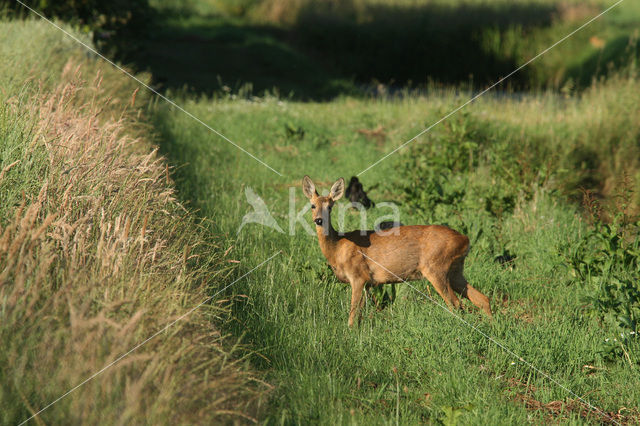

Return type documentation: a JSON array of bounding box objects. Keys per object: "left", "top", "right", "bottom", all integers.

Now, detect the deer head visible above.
[{"left": 302, "top": 176, "right": 345, "bottom": 235}]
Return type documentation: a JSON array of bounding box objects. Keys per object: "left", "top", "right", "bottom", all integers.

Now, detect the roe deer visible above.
[
  {"left": 302, "top": 176, "right": 492, "bottom": 327},
  {"left": 345, "top": 176, "right": 375, "bottom": 209}
]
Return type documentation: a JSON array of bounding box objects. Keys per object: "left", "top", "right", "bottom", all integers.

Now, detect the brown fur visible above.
[{"left": 302, "top": 176, "right": 492, "bottom": 326}]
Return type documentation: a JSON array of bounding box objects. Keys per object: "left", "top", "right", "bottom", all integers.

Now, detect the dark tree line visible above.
[{"left": 1, "top": 0, "right": 152, "bottom": 54}]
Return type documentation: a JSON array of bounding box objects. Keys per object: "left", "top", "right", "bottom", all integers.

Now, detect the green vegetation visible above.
[
  {"left": 125, "top": 0, "right": 640, "bottom": 99},
  {"left": 149, "top": 77, "right": 640, "bottom": 422},
  {"left": 565, "top": 200, "right": 640, "bottom": 365},
  {"left": 2, "top": 0, "right": 152, "bottom": 54},
  {"left": 3, "top": 0, "right": 640, "bottom": 424},
  {"left": 0, "top": 20, "right": 263, "bottom": 424}
]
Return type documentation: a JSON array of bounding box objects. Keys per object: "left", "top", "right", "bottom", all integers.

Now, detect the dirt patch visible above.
[
  {"left": 498, "top": 294, "right": 537, "bottom": 323},
  {"left": 357, "top": 125, "right": 387, "bottom": 145},
  {"left": 507, "top": 377, "right": 639, "bottom": 424}
]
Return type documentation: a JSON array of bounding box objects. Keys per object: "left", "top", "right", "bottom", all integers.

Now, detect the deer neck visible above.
[{"left": 316, "top": 219, "right": 339, "bottom": 265}]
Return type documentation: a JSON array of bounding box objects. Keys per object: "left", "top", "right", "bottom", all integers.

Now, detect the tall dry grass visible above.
[
  {"left": 237, "top": 0, "right": 607, "bottom": 25},
  {"left": 0, "top": 62, "right": 266, "bottom": 424}
]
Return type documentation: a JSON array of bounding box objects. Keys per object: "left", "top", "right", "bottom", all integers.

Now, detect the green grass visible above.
[
  {"left": 130, "top": 0, "right": 640, "bottom": 100},
  {"left": 150, "top": 77, "right": 640, "bottom": 422},
  {"left": 122, "top": 12, "right": 358, "bottom": 99},
  {"left": 0, "top": 20, "right": 263, "bottom": 424},
  {"left": 4, "top": 1, "right": 640, "bottom": 423}
]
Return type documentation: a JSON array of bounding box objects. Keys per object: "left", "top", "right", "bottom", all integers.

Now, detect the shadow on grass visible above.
[
  {"left": 122, "top": 2, "right": 562, "bottom": 100},
  {"left": 123, "top": 2, "right": 639, "bottom": 100},
  {"left": 123, "top": 16, "right": 358, "bottom": 100},
  {"left": 289, "top": 1, "right": 557, "bottom": 91}
]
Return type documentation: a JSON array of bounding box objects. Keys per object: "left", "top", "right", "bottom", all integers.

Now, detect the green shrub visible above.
[
  {"left": 391, "top": 112, "right": 544, "bottom": 224},
  {"left": 565, "top": 203, "right": 640, "bottom": 364},
  {"left": 1, "top": 0, "right": 153, "bottom": 54}
]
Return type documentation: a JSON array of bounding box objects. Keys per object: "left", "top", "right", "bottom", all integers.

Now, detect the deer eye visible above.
[
  {"left": 328, "top": 206, "right": 332, "bottom": 212},
  {"left": 311, "top": 204, "right": 315, "bottom": 209}
]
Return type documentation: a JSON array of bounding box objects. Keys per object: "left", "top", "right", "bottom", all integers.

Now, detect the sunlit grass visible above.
[
  {"left": 150, "top": 72, "right": 640, "bottom": 422},
  {"left": 0, "top": 20, "right": 264, "bottom": 424},
  {"left": 3, "top": 2, "right": 640, "bottom": 423}
]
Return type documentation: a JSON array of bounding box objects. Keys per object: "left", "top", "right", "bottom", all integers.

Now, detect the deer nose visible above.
[{"left": 314, "top": 218, "right": 323, "bottom": 226}]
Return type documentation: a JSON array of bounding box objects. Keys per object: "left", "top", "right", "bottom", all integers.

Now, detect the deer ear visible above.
[
  {"left": 302, "top": 175, "right": 317, "bottom": 199},
  {"left": 329, "top": 177, "right": 345, "bottom": 201}
]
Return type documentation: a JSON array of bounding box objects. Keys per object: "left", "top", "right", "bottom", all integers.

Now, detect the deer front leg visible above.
[{"left": 348, "top": 279, "right": 366, "bottom": 327}]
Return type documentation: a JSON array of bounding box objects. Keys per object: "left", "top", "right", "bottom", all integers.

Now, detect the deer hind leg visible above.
[
  {"left": 448, "top": 258, "right": 492, "bottom": 318},
  {"left": 421, "top": 267, "right": 461, "bottom": 310},
  {"left": 348, "top": 279, "right": 366, "bottom": 327}
]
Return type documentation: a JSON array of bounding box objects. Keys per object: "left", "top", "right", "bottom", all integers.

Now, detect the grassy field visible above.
[
  {"left": 127, "top": 0, "right": 640, "bottom": 99},
  {"left": 0, "top": 20, "right": 264, "bottom": 424},
  {"left": 149, "top": 77, "right": 640, "bottom": 423},
  {"left": 125, "top": 0, "right": 640, "bottom": 422},
  {"left": 3, "top": 0, "right": 640, "bottom": 424}
]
